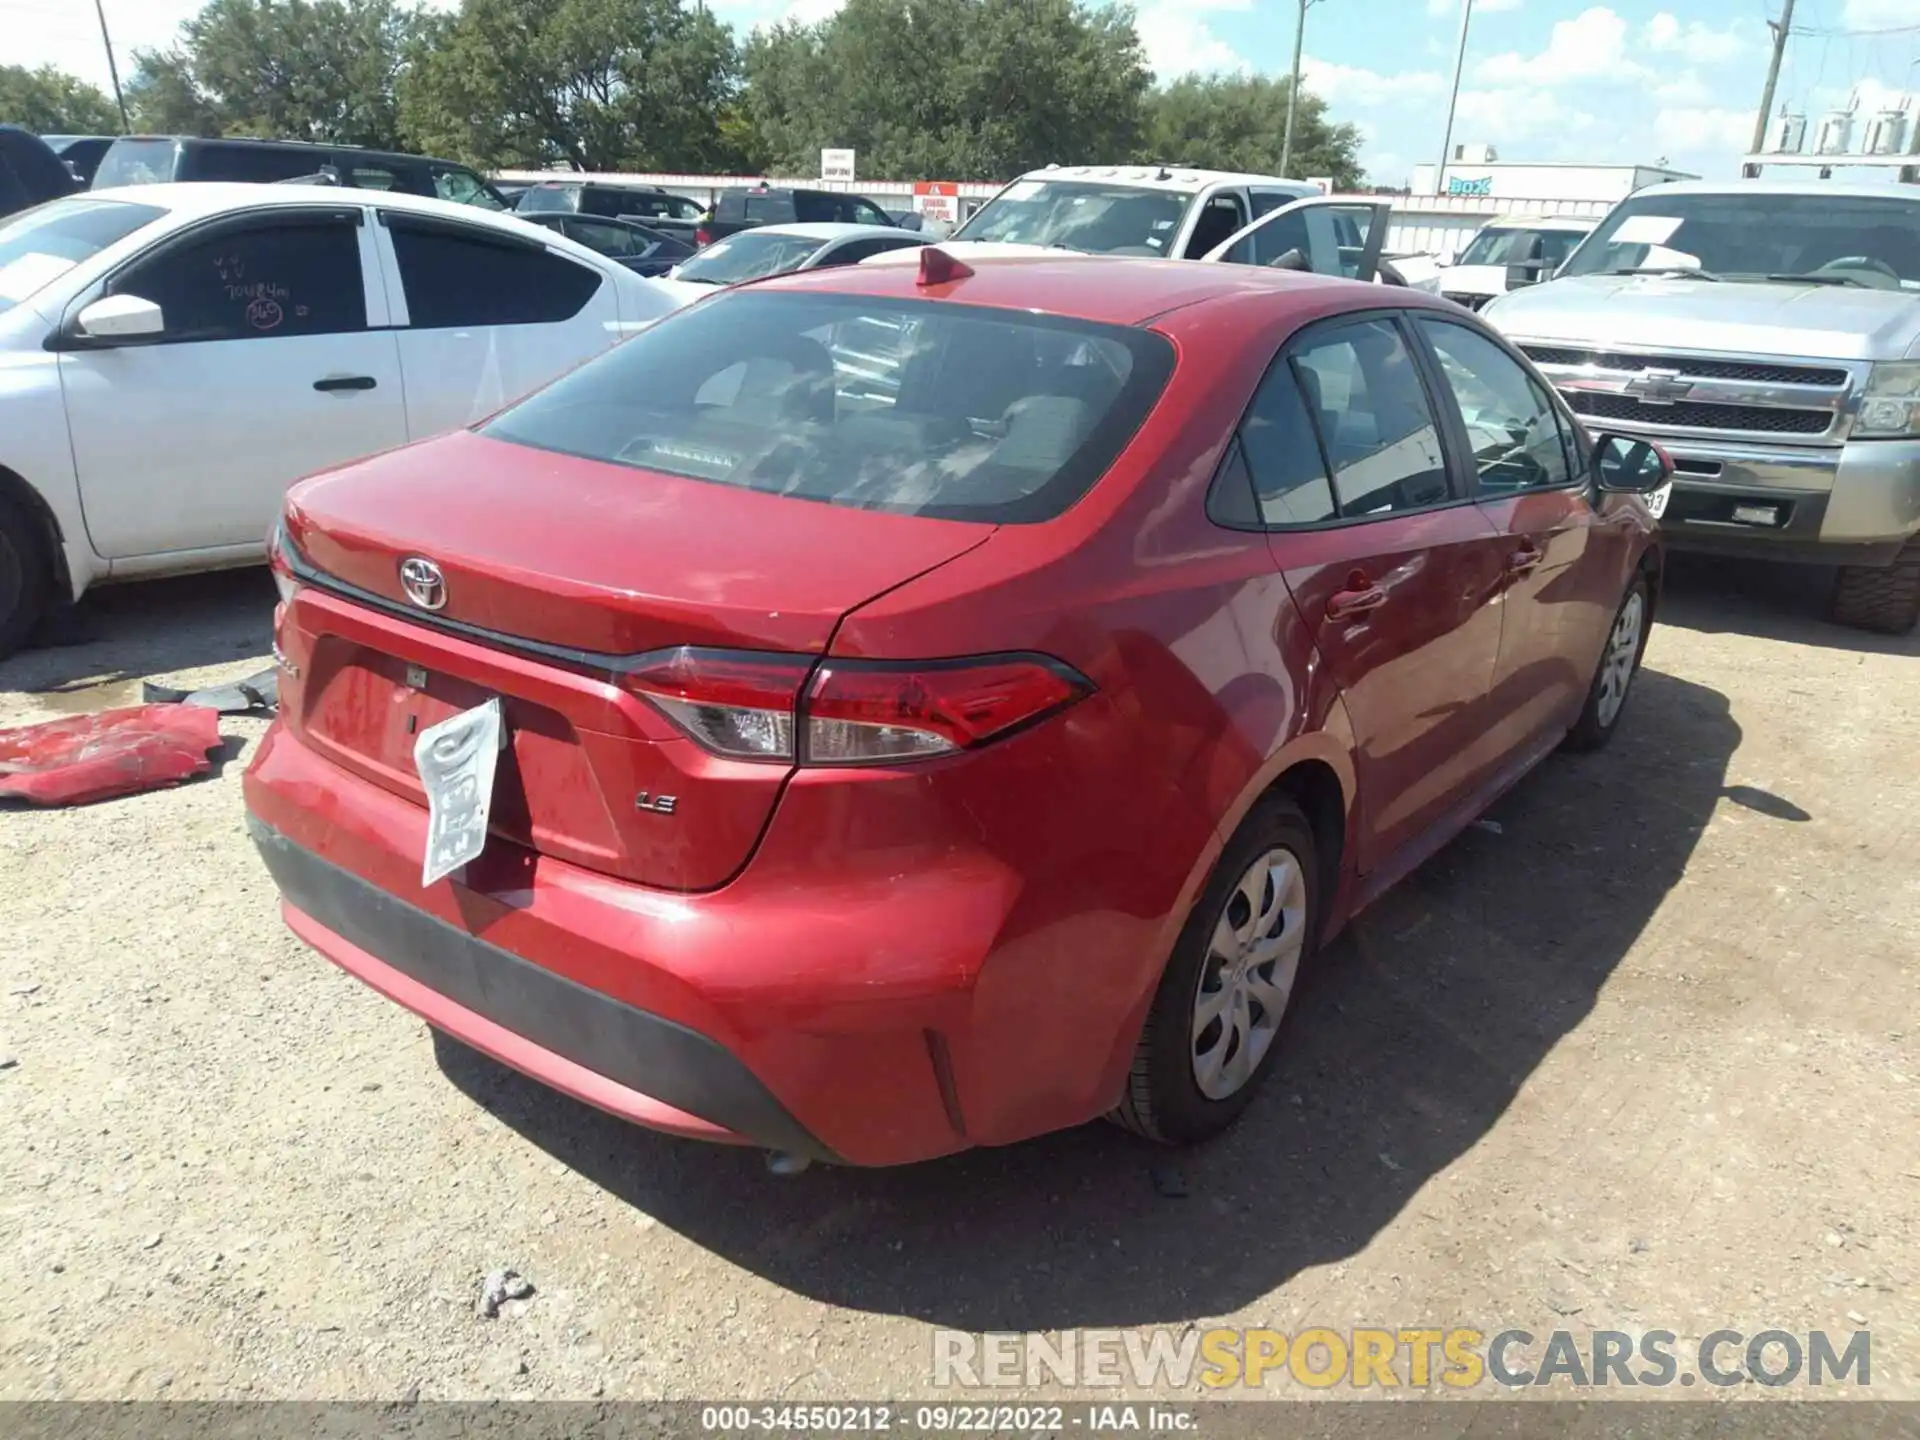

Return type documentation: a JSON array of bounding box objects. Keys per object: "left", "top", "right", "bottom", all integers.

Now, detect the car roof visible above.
[
  {"left": 1630, "top": 178, "right": 1920, "bottom": 201},
  {"left": 102, "top": 134, "right": 464, "bottom": 165},
  {"left": 81, "top": 183, "right": 625, "bottom": 268},
  {"left": 736, "top": 222, "right": 916, "bottom": 242},
  {"left": 1013, "top": 165, "right": 1314, "bottom": 193},
  {"left": 740, "top": 252, "right": 1395, "bottom": 326}
]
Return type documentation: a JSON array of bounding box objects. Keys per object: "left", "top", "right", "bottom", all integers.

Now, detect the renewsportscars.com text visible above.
[{"left": 932, "top": 1327, "right": 1872, "bottom": 1391}]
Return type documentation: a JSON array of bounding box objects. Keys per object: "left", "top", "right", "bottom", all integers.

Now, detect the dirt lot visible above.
[{"left": 1, "top": 557, "right": 1915, "bottom": 1403}]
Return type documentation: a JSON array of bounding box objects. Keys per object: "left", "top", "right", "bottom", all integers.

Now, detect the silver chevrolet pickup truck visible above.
[{"left": 1485, "top": 179, "right": 1920, "bottom": 633}]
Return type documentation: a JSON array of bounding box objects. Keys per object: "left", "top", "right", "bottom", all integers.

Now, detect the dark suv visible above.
[
  {"left": 514, "top": 181, "right": 705, "bottom": 242},
  {"left": 697, "top": 184, "right": 901, "bottom": 245},
  {"left": 91, "top": 136, "right": 508, "bottom": 209}
]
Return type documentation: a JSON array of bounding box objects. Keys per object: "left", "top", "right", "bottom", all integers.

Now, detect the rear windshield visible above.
[
  {"left": 0, "top": 197, "right": 164, "bottom": 315},
  {"left": 93, "top": 139, "right": 180, "bottom": 189},
  {"left": 674, "top": 231, "right": 824, "bottom": 285},
  {"left": 516, "top": 185, "right": 579, "bottom": 213},
  {"left": 484, "top": 290, "right": 1175, "bottom": 523},
  {"left": 1457, "top": 226, "right": 1588, "bottom": 269},
  {"left": 957, "top": 180, "right": 1193, "bottom": 256}
]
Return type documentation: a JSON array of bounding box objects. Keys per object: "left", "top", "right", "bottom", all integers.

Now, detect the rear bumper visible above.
[
  {"left": 248, "top": 816, "right": 834, "bottom": 1160},
  {"left": 241, "top": 718, "right": 1200, "bottom": 1166}
]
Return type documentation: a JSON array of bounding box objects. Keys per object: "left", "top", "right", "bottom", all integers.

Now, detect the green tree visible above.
[
  {"left": 0, "top": 65, "right": 123, "bottom": 134},
  {"left": 125, "top": 0, "right": 420, "bottom": 148},
  {"left": 742, "top": 0, "right": 1150, "bottom": 180},
  {"left": 398, "top": 0, "right": 739, "bottom": 171},
  {"left": 1141, "top": 74, "right": 1362, "bottom": 191}
]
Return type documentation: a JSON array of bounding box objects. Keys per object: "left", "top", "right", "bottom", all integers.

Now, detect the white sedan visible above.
[{"left": 0, "top": 183, "right": 692, "bottom": 656}]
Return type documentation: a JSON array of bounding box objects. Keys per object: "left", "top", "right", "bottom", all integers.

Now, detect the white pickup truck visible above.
[{"left": 1486, "top": 179, "right": 1920, "bottom": 633}]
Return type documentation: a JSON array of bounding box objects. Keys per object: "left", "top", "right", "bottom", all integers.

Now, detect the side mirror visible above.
[
  {"left": 1594, "top": 432, "right": 1673, "bottom": 494},
  {"left": 895, "top": 213, "right": 923, "bottom": 232},
  {"left": 1267, "top": 247, "right": 1311, "bottom": 272},
  {"left": 73, "top": 294, "right": 166, "bottom": 344},
  {"left": 1504, "top": 260, "right": 1548, "bottom": 289}
]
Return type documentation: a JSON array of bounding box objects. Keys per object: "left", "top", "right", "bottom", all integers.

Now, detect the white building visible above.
[{"left": 1411, "top": 145, "right": 1695, "bottom": 202}]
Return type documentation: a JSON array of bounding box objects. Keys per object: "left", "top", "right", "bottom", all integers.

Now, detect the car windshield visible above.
[
  {"left": 1560, "top": 192, "right": 1920, "bottom": 288},
  {"left": 1457, "top": 226, "right": 1588, "bottom": 269},
  {"left": 515, "top": 185, "right": 578, "bottom": 213},
  {"left": 92, "top": 139, "right": 179, "bottom": 188},
  {"left": 675, "top": 232, "right": 827, "bottom": 285},
  {"left": 483, "top": 291, "right": 1175, "bottom": 523},
  {"left": 955, "top": 181, "right": 1192, "bottom": 256},
  {"left": 0, "top": 197, "right": 164, "bottom": 315}
]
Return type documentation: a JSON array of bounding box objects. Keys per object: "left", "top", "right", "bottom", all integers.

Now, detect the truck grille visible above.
[
  {"left": 1519, "top": 347, "right": 1848, "bottom": 388},
  {"left": 1568, "top": 392, "right": 1834, "bottom": 436}
]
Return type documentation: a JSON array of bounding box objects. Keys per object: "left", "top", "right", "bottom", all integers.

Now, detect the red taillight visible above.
[
  {"left": 624, "top": 649, "right": 811, "bottom": 760},
  {"left": 805, "top": 658, "right": 1086, "bottom": 763},
  {"left": 694, "top": 226, "right": 713, "bottom": 247},
  {"left": 622, "top": 648, "right": 1090, "bottom": 766}
]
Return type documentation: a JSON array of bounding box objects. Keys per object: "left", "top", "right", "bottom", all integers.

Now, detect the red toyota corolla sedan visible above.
[{"left": 244, "top": 250, "right": 1668, "bottom": 1168}]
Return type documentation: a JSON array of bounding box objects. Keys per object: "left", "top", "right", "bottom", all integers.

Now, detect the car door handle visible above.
[
  {"left": 313, "top": 375, "right": 378, "bottom": 393},
  {"left": 1327, "top": 584, "right": 1387, "bottom": 621},
  {"left": 1506, "top": 545, "right": 1545, "bottom": 575}
]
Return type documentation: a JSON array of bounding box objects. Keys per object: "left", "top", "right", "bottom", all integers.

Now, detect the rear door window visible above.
[
  {"left": 385, "top": 217, "right": 602, "bottom": 328},
  {"left": 106, "top": 214, "right": 367, "bottom": 342},
  {"left": 483, "top": 291, "right": 1176, "bottom": 523},
  {"left": 187, "top": 145, "right": 324, "bottom": 184},
  {"left": 1289, "top": 317, "right": 1452, "bottom": 518},
  {"left": 747, "top": 193, "right": 797, "bottom": 222}
]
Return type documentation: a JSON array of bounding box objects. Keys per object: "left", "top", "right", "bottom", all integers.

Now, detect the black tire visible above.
[
  {"left": 0, "top": 494, "right": 50, "bottom": 663},
  {"left": 1111, "top": 796, "right": 1320, "bottom": 1145},
  {"left": 1831, "top": 539, "right": 1920, "bottom": 635},
  {"left": 1564, "top": 572, "right": 1652, "bottom": 754}
]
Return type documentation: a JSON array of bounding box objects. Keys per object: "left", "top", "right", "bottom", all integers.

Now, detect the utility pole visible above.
[
  {"left": 1279, "top": 0, "right": 1315, "bottom": 177},
  {"left": 1434, "top": 0, "right": 1475, "bottom": 195},
  {"left": 93, "top": 0, "right": 130, "bottom": 133},
  {"left": 1748, "top": 0, "right": 1797, "bottom": 158}
]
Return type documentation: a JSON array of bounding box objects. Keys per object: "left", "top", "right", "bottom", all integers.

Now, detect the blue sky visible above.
[{"left": 10, "top": 0, "right": 1918, "bottom": 185}]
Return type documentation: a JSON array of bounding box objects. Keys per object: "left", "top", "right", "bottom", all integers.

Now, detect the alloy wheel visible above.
[
  {"left": 1595, "top": 591, "right": 1645, "bottom": 729},
  {"left": 1191, "top": 846, "right": 1307, "bottom": 1101}
]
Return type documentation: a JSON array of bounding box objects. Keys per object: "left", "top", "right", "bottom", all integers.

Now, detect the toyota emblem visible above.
[{"left": 399, "top": 556, "right": 448, "bottom": 611}]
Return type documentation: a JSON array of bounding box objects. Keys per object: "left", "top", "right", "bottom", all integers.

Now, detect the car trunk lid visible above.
[{"left": 280, "top": 430, "right": 992, "bottom": 890}]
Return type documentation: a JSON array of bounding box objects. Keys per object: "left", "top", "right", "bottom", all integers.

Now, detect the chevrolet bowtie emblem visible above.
[{"left": 1625, "top": 369, "right": 1694, "bottom": 405}]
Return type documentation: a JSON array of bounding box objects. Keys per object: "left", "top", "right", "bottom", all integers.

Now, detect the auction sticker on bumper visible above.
[{"left": 414, "top": 698, "right": 504, "bottom": 887}]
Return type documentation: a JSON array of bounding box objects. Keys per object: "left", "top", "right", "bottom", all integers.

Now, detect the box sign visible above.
[
  {"left": 821, "top": 148, "right": 856, "bottom": 183},
  {"left": 913, "top": 180, "right": 959, "bottom": 227},
  {"left": 1447, "top": 174, "right": 1496, "bottom": 197}
]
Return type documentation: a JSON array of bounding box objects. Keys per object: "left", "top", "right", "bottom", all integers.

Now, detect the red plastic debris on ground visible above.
[{"left": 0, "top": 705, "right": 225, "bottom": 807}]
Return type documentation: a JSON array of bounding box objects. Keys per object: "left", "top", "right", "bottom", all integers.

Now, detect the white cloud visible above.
[
  {"left": 1476, "top": 6, "right": 1643, "bottom": 85},
  {"left": 1841, "top": 0, "right": 1920, "bottom": 26},
  {"left": 1136, "top": 0, "right": 1253, "bottom": 79},
  {"left": 1653, "top": 106, "right": 1756, "bottom": 153},
  {"left": 1426, "top": 0, "right": 1522, "bottom": 16},
  {"left": 1643, "top": 13, "right": 1749, "bottom": 65},
  {"left": 1301, "top": 58, "right": 1446, "bottom": 108}
]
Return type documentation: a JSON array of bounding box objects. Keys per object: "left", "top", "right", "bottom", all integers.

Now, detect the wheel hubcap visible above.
[
  {"left": 1191, "top": 847, "right": 1307, "bottom": 1101},
  {"left": 1595, "top": 592, "right": 1644, "bottom": 728}
]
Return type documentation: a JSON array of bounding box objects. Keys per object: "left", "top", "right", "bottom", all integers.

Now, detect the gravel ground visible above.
[{"left": 0, "top": 558, "right": 1915, "bottom": 1402}]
